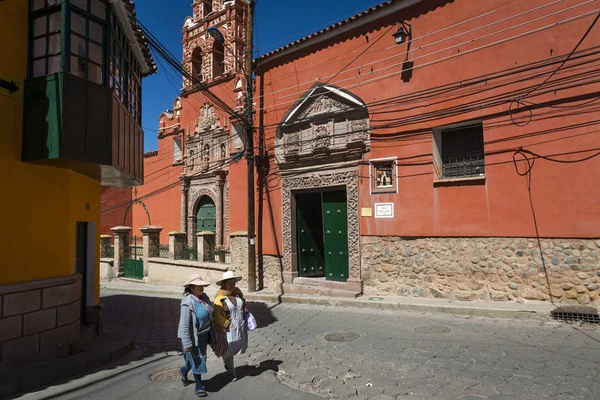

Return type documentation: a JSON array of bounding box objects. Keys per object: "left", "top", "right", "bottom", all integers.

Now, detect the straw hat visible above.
[
  {"left": 184, "top": 274, "right": 210, "bottom": 287},
  {"left": 215, "top": 270, "right": 242, "bottom": 286}
]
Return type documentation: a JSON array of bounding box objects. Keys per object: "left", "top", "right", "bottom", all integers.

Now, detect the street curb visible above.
[{"left": 101, "top": 286, "right": 552, "bottom": 321}]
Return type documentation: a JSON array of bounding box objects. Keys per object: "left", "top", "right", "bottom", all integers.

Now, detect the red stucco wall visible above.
[{"left": 252, "top": 0, "right": 600, "bottom": 257}]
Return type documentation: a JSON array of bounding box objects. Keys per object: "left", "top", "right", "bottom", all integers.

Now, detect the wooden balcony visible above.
[{"left": 21, "top": 72, "right": 144, "bottom": 187}]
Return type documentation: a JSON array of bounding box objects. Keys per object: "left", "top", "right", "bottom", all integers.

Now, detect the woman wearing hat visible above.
[
  {"left": 177, "top": 274, "right": 213, "bottom": 397},
  {"left": 212, "top": 270, "right": 248, "bottom": 382}
]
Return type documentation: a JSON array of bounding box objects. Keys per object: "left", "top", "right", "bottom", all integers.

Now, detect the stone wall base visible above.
[
  {"left": 100, "top": 258, "right": 117, "bottom": 282},
  {"left": 0, "top": 274, "right": 84, "bottom": 370},
  {"left": 147, "top": 258, "right": 229, "bottom": 286},
  {"left": 361, "top": 236, "right": 600, "bottom": 305}
]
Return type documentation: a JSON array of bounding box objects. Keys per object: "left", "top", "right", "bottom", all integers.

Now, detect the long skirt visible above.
[{"left": 211, "top": 329, "right": 228, "bottom": 358}]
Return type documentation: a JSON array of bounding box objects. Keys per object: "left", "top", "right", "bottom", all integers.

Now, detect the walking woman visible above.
[
  {"left": 177, "top": 274, "right": 213, "bottom": 397},
  {"left": 212, "top": 270, "right": 248, "bottom": 382}
]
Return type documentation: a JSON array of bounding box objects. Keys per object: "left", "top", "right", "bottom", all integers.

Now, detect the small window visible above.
[
  {"left": 231, "top": 121, "right": 245, "bottom": 150},
  {"left": 173, "top": 137, "right": 182, "bottom": 162},
  {"left": 370, "top": 159, "right": 397, "bottom": 194},
  {"left": 30, "top": 10, "right": 62, "bottom": 78},
  {"left": 433, "top": 123, "right": 485, "bottom": 181}
]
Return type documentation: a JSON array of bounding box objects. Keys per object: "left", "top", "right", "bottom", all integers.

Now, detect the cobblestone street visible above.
[{"left": 101, "top": 293, "right": 600, "bottom": 399}]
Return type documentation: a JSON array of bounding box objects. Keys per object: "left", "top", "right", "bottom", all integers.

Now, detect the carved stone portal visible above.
[
  {"left": 281, "top": 170, "right": 360, "bottom": 282},
  {"left": 275, "top": 84, "right": 370, "bottom": 166}
]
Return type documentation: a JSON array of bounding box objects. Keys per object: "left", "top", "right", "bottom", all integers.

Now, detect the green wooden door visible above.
[
  {"left": 196, "top": 197, "right": 216, "bottom": 233},
  {"left": 296, "top": 192, "right": 325, "bottom": 277},
  {"left": 322, "top": 191, "right": 349, "bottom": 282}
]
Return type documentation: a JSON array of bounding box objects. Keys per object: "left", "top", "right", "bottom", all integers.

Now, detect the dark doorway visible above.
[
  {"left": 295, "top": 190, "right": 349, "bottom": 281},
  {"left": 75, "top": 222, "right": 88, "bottom": 323}
]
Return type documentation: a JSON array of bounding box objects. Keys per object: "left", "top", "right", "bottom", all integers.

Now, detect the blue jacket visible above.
[{"left": 177, "top": 293, "right": 213, "bottom": 349}]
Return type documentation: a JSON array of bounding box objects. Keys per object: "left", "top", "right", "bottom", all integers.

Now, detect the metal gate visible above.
[{"left": 124, "top": 235, "right": 143, "bottom": 280}]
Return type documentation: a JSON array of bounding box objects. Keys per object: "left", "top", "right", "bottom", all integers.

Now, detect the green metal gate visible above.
[
  {"left": 124, "top": 235, "right": 143, "bottom": 280},
  {"left": 296, "top": 190, "right": 349, "bottom": 281}
]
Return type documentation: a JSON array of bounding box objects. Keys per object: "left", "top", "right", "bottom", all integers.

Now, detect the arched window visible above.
[
  {"left": 202, "top": 1, "right": 212, "bottom": 17},
  {"left": 191, "top": 48, "right": 203, "bottom": 81},
  {"left": 212, "top": 40, "right": 224, "bottom": 78}
]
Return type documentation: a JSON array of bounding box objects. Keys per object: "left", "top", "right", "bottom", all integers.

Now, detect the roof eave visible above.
[{"left": 256, "top": 0, "right": 422, "bottom": 68}]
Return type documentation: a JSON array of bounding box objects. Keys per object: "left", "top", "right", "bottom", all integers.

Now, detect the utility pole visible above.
[{"left": 245, "top": 0, "right": 256, "bottom": 292}]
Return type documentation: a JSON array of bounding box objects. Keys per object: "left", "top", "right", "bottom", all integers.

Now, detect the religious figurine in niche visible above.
[{"left": 376, "top": 166, "right": 393, "bottom": 188}]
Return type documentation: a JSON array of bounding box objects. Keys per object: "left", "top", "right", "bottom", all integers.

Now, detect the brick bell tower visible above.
[{"left": 182, "top": 0, "right": 249, "bottom": 99}]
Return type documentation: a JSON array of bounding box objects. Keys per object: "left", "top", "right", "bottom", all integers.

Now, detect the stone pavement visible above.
[{"left": 97, "top": 289, "right": 600, "bottom": 400}]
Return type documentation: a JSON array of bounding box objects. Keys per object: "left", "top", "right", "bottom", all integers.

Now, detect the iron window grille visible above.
[{"left": 435, "top": 123, "right": 485, "bottom": 180}]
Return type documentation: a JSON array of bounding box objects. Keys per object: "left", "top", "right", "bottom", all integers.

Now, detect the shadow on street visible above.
[
  {"left": 205, "top": 359, "right": 282, "bottom": 392},
  {"left": 1, "top": 294, "right": 279, "bottom": 399}
]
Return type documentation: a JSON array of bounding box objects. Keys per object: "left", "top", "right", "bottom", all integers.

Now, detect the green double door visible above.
[{"left": 296, "top": 190, "right": 349, "bottom": 282}]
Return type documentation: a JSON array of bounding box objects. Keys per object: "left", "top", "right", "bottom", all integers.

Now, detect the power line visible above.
[
  {"left": 255, "top": 0, "right": 593, "bottom": 104},
  {"left": 259, "top": 7, "right": 600, "bottom": 115}
]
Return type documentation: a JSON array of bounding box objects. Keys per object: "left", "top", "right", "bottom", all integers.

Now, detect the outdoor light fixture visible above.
[
  {"left": 393, "top": 22, "right": 411, "bottom": 45},
  {"left": 207, "top": 26, "right": 225, "bottom": 44}
]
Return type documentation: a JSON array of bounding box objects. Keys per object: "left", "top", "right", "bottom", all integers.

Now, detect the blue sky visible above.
[{"left": 135, "top": 0, "right": 384, "bottom": 151}]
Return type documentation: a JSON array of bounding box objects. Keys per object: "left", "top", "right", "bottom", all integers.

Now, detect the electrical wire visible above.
[
  {"left": 509, "top": 10, "right": 600, "bottom": 126},
  {"left": 260, "top": 7, "right": 600, "bottom": 114},
  {"left": 255, "top": 0, "right": 595, "bottom": 104}
]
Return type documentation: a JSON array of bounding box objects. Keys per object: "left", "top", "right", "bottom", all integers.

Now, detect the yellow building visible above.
[{"left": 0, "top": 0, "right": 155, "bottom": 369}]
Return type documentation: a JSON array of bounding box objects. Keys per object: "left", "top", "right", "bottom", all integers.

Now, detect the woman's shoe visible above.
[
  {"left": 179, "top": 367, "right": 190, "bottom": 386},
  {"left": 195, "top": 387, "right": 207, "bottom": 397}
]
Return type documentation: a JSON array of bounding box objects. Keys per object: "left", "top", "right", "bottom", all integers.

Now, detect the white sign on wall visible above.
[{"left": 374, "top": 203, "right": 394, "bottom": 218}]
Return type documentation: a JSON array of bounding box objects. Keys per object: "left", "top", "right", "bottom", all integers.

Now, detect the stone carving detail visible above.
[
  {"left": 297, "top": 95, "right": 351, "bottom": 119},
  {"left": 312, "top": 122, "right": 332, "bottom": 149},
  {"left": 286, "top": 132, "right": 300, "bottom": 153},
  {"left": 281, "top": 170, "right": 360, "bottom": 280},
  {"left": 198, "top": 104, "right": 217, "bottom": 131},
  {"left": 349, "top": 119, "right": 369, "bottom": 142}
]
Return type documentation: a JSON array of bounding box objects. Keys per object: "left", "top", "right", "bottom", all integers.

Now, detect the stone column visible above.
[
  {"left": 197, "top": 231, "right": 216, "bottom": 262},
  {"left": 111, "top": 226, "right": 132, "bottom": 277},
  {"left": 100, "top": 235, "right": 112, "bottom": 258},
  {"left": 170, "top": 231, "right": 187, "bottom": 260},
  {"left": 188, "top": 215, "right": 196, "bottom": 247},
  {"left": 140, "top": 226, "right": 163, "bottom": 280},
  {"left": 181, "top": 179, "right": 190, "bottom": 242}
]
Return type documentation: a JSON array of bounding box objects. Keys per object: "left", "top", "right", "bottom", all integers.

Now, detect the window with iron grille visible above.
[{"left": 433, "top": 123, "right": 485, "bottom": 180}]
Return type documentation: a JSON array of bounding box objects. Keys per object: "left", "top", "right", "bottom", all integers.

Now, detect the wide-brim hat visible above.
[
  {"left": 184, "top": 274, "right": 210, "bottom": 287},
  {"left": 216, "top": 270, "right": 242, "bottom": 286}
]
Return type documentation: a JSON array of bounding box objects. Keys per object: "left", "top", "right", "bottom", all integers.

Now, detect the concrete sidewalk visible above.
[{"left": 101, "top": 280, "right": 557, "bottom": 321}]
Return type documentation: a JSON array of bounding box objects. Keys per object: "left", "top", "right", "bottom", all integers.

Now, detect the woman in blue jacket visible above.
[{"left": 177, "top": 274, "right": 213, "bottom": 397}]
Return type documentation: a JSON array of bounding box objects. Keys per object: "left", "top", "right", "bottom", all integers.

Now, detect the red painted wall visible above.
[
  {"left": 100, "top": 186, "right": 132, "bottom": 235},
  {"left": 253, "top": 0, "right": 600, "bottom": 258}
]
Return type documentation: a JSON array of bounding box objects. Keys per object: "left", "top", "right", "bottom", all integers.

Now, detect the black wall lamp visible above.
[{"left": 393, "top": 22, "right": 412, "bottom": 45}]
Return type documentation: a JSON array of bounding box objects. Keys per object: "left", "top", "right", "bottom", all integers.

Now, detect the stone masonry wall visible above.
[
  {"left": 361, "top": 237, "right": 600, "bottom": 305},
  {"left": 230, "top": 234, "right": 248, "bottom": 287},
  {"left": 0, "top": 274, "right": 82, "bottom": 370},
  {"left": 260, "top": 255, "right": 283, "bottom": 293}
]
